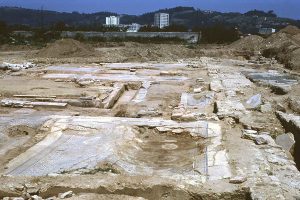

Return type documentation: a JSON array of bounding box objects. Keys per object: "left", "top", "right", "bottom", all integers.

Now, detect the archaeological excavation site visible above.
[{"left": 0, "top": 25, "right": 300, "bottom": 200}]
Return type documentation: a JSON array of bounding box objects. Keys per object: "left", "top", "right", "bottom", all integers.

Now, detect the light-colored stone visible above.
[
  {"left": 210, "top": 80, "right": 223, "bottom": 92},
  {"left": 32, "top": 195, "right": 43, "bottom": 200},
  {"left": 275, "top": 133, "right": 295, "bottom": 153},
  {"left": 260, "top": 102, "right": 272, "bottom": 113},
  {"left": 193, "top": 87, "right": 203, "bottom": 93},
  {"left": 246, "top": 94, "right": 262, "bottom": 109},
  {"left": 229, "top": 176, "right": 247, "bottom": 184},
  {"left": 289, "top": 97, "right": 300, "bottom": 114},
  {"left": 58, "top": 191, "right": 74, "bottom": 199},
  {"left": 155, "top": 127, "right": 171, "bottom": 133}
]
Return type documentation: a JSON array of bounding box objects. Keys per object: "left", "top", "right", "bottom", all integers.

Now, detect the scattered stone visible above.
[
  {"left": 244, "top": 129, "right": 258, "bottom": 134},
  {"left": 0, "top": 62, "right": 36, "bottom": 71},
  {"left": 193, "top": 87, "right": 203, "bottom": 93},
  {"left": 255, "top": 134, "right": 274, "bottom": 145},
  {"left": 172, "top": 128, "right": 185, "bottom": 134},
  {"left": 155, "top": 127, "right": 171, "bottom": 133},
  {"left": 210, "top": 80, "right": 223, "bottom": 92},
  {"left": 31, "top": 195, "right": 42, "bottom": 200},
  {"left": 242, "top": 130, "right": 275, "bottom": 145},
  {"left": 196, "top": 78, "right": 204, "bottom": 83},
  {"left": 275, "top": 133, "right": 295, "bottom": 153},
  {"left": 215, "top": 100, "right": 246, "bottom": 118},
  {"left": 246, "top": 94, "right": 262, "bottom": 109},
  {"left": 160, "top": 71, "right": 180, "bottom": 76},
  {"left": 260, "top": 102, "right": 272, "bottom": 113},
  {"left": 229, "top": 176, "right": 247, "bottom": 184},
  {"left": 276, "top": 103, "right": 286, "bottom": 112},
  {"left": 137, "top": 109, "right": 162, "bottom": 117},
  {"left": 58, "top": 191, "right": 74, "bottom": 199},
  {"left": 225, "top": 90, "right": 236, "bottom": 97},
  {"left": 45, "top": 197, "right": 56, "bottom": 200},
  {"left": 289, "top": 97, "right": 300, "bottom": 114}
]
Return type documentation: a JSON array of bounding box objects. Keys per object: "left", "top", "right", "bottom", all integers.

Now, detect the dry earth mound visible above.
[
  {"left": 262, "top": 26, "right": 300, "bottom": 72},
  {"left": 35, "top": 39, "right": 95, "bottom": 58},
  {"left": 230, "top": 25, "right": 300, "bottom": 72},
  {"left": 279, "top": 25, "right": 300, "bottom": 36},
  {"left": 230, "top": 35, "right": 265, "bottom": 51}
]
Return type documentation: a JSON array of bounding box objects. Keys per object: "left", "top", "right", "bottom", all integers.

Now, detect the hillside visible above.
[{"left": 0, "top": 6, "right": 300, "bottom": 33}]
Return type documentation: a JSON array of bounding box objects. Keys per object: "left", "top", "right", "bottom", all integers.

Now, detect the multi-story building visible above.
[
  {"left": 106, "top": 16, "right": 120, "bottom": 26},
  {"left": 154, "top": 13, "right": 169, "bottom": 29}
]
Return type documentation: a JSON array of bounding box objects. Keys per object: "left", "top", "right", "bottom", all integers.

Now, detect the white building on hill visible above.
[
  {"left": 154, "top": 13, "right": 169, "bottom": 29},
  {"left": 106, "top": 16, "right": 120, "bottom": 26}
]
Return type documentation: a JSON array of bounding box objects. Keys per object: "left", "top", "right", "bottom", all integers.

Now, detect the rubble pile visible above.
[{"left": 0, "top": 62, "right": 36, "bottom": 72}]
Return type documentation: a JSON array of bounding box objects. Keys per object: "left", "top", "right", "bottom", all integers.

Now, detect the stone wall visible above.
[{"left": 61, "top": 31, "right": 201, "bottom": 43}]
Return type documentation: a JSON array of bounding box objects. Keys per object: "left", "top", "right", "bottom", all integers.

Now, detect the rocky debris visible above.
[
  {"left": 0, "top": 62, "right": 36, "bottom": 72},
  {"left": 171, "top": 107, "right": 198, "bottom": 121},
  {"left": 248, "top": 55, "right": 277, "bottom": 65},
  {"left": 260, "top": 102, "right": 273, "bottom": 113},
  {"left": 137, "top": 109, "right": 162, "bottom": 117},
  {"left": 193, "top": 87, "right": 203, "bottom": 93},
  {"left": 276, "top": 103, "right": 286, "bottom": 112},
  {"left": 58, "top": 191, "right": 74, "bottom": 199},
  {"left": 239, "top": 112, "right": 283, "bottom": 132},
  {"left": 215, "top": 100, "right": 246, "bottom": 119},
  {"left": 31, "top": 195, "right": 42, "bottom": 200},
  {"left": 288, "top": 97, "right": 300, "bottom": 114},
  {"left": 196, "top": 78, "right": 204, "bottom": 83},
  {"left": 242, "top": 130, "right": 275, "bottom": 145},
  {"left": 74, "top": 79, "right": 95, "bottom": 87},
  {"left": 245, "top": 94, "right": 262, "bottom": 110},
  {"left": 229, "top": 176, "right": 247, "bottom": 184},
  {"left": 209, "top": 80, "right": 223, "bottom": 92},
  {"left": 276, "top": 133, "right": 295, "bottom": 153},
  {"left": 155, "top": 127, "right": 172, "bottom": 133}
]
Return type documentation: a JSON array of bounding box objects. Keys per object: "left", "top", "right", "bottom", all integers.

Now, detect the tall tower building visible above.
[
  {"left": 154, "top": 13, "right": 169, "bottom": 29},
  {"left": 106, "top": 16, "right": 120, "bottom": 26}
]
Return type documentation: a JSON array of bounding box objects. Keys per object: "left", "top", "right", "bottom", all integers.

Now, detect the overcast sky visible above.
[{"left": 0, "top": 0, "right": 299, "bottom": 19}]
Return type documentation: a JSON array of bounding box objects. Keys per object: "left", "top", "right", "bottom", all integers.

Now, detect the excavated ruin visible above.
[{"left": 0, "top": 42, "right": 300, "bottom": 199}]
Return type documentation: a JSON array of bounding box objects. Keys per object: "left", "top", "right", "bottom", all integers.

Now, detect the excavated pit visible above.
[
  {"left": 114, "top": 127, "right": 207, "bottom": 176},
  {"left": 4, "top": 116, "right": 227, "bottom": 184}
]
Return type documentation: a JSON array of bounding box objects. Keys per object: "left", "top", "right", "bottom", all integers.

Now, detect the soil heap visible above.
[
  {"left": 230, "top": 25, "right": 300, "bottom": 72},
  {"left": 35, "top": 39, "right": 95, "bottom": 58}
]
